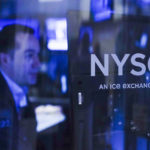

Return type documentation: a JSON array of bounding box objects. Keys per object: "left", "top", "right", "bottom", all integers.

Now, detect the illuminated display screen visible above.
[
  {"left": 91, "top": 0, "right": 112, "bottom": 22},
  {"left": 35, "top": 104, "right": 65, "bottom": 132},
  {"left": 46, "top": 18, "right": 68, "bottom": 51}
]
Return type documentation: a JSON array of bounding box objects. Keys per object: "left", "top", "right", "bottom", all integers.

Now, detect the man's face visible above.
[{"left": 9, "top": 32, "right": 40, "bottom": 86}]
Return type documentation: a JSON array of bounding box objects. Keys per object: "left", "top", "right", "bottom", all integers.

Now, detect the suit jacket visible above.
[{"left": 0, "top": 72, "right": 37, "bottom": 150}]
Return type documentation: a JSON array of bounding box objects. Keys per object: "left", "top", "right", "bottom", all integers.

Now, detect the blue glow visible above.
[
  {"left": 142, "top": 0, "right": 150, "bottom": 3},
  {"left": 135, "top": 33, "right": 148, "bottom": 49},
  {"left": 60, "top": 75, "right": 67, "bottom": 93},
  {"left": 91, "top": 0, "right": 112, "bottom": 22},
  {"left": 94, "top": 9, "right": 112, "bottom": 22},
  {"left": 80, "top": 27, "right": 93, "bottom": 44},
  {"left": 46, "top": 18, "right": 68, "bottom": 51},
  {"left": 140, "top": 33, "right": 148, "bottom": 48},
  {"left": 0, "top": 19, "right": 39, "bottom": 38},
  {"left": 111, "top": 130, "right": 124, "bottom": 150},
  {"left": 145, "top": 72, "right": 150, "bottom": 83},
  {"left": 137, "top": 137, "right": 147, "bottom": 150}
]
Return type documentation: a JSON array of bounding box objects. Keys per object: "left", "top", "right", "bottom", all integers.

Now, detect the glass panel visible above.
[
  {"left": 1, "top": 0, "right": 150, "bottom": 150},
  {"left": 68, "top": 1, "right": 150, "bottom": 150}
]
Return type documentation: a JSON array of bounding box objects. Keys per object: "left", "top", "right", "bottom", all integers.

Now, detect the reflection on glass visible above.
[{"left": 69, "top": 1, "right": 150, "bottom": 150}]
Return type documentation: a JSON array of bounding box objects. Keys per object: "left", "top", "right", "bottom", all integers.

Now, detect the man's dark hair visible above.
[{"left": 0, "top": 24, "right": 35, "bottom": 54}]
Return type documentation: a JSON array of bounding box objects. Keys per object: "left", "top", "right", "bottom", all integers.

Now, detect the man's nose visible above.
[{"left": 33, "top": 56, "right": 40, "bottom": 68}]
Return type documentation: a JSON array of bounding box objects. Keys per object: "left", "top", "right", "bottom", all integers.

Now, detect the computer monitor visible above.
[
  {"left": 46, "top": 18, "right": 68, "bottom": 51},
  {"left": 90, "top": 0, "right": 112, "bottom": 22}
]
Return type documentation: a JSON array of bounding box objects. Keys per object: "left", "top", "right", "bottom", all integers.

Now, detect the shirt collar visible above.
[
  {"left": 0, "top": 69, "right": 25, "bottom": 96},
  {"left": 0, "top": 68, "right": 28, "bottom": 110}
]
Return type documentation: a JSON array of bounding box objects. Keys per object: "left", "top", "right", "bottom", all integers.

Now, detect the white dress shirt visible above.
[{"left": 0, "top": 69, "right": 27, "bottom": 112}]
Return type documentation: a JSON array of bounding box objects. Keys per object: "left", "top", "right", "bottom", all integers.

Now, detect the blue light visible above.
[
  {"left": 145, "top": 72, "right": 150, "bottom": 83},
  {"left": 91, "top": 0, "right": 112, "bottom": 22},
  {"left": 60, "top": 75, "right": 67, "bottom": 93},
  {"left": 0, "top": 19, "right": 39, "bottom": 38},
  {"left": 142, "top": 0, "right": 150, "bottom": 3},
  {"left": 46, "top": 18, "right": 68, "bottom": 51},
  {"left": 135, "top": 33, "right": 148, "bottom": 49},
  {"left": 111, "top": 130, "right": 124, "bottom": 150},
  {"left": 140, "top": 33, "right": 148, "bottom": 48},
  {"left": 80, "top": 27, "right": 93, "bottom": 44},
  {"left": 94, "top": 9, "right": 112, "bottom": 22},
  {"left": 137, "top": 137, "right": 147, "bottom": 150}
]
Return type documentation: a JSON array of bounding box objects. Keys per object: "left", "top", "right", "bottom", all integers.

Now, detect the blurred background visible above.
[{"left": 1, "top": 0, "right": 150, "bottom": 150}]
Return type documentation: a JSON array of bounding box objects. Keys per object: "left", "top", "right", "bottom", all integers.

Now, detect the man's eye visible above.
[{"left": 25, "top": 53, "right": 34, "bottom": 59}]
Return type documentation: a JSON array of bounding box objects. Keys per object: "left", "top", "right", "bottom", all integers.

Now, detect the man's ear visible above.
[{"left": 0, "top": 53, "right": 10, "bottom": 66}]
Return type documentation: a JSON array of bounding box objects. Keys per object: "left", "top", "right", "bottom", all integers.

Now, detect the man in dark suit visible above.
[{"left": 0, "top": 24, "right": 40, "bottom": 150}]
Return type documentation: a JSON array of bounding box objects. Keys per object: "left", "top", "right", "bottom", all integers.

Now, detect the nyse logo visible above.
[{"left": 91, "top": 53, "right": 150, "bottom": 76}]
